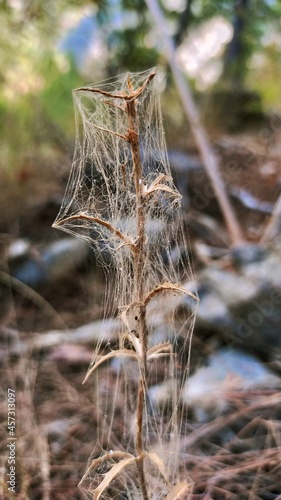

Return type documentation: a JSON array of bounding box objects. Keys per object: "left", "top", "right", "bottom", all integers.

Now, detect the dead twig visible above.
[{"left": 145, "top": 0, "right": 244, "bottom": 247}]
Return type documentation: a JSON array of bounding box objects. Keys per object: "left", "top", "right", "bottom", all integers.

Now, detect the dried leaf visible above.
[
  {"left": 145, "top": 452, "right": 169, "bottom": 483},
  {"left": 120, "top": 304, "right": 143, "bottom": 357},
  {"left": 146, "top": 184, "right": 181, "bottom": 198},
  {"left": 76, "top": 71, "right": 156, "bottom": 102},
  {"left": 146, "top": 174, "right": 170, "bottom": 189},
  {"left": 93, "top": 456, "right": 136, "bottom": 499},
  {"left": 144, "top": 174, "right": 181, "bottom": 199},
  {"left": 148, "top": 342, "right": 171, "bottom": 356},
  {"left": 79, "top": 451, "right": 133, "bottom": 485},
  {"left": 166, "top": 481, "right": 191, "bottom": 500},
  {"left": 144, "top": 281, "right": 199, "bottom": 306},
  {"left": 148, "top": 342, "right": 172, "bottom": 360},
  {"left": 120, "top": 303, "right": 142, "bottom": 333},
  {"left": 54, "top": 214, "right": 136, "bottom": 253},
  {"left": 82, "top": 349, "right": 138, "bottom": 384},
  {"left": 127, "top": 333, "right": 142, "bottom": 358}
]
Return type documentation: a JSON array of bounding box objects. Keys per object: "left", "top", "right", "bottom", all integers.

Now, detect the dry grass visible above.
[{"left": 1, "top": 342, "right": 281, "bottom": 498}]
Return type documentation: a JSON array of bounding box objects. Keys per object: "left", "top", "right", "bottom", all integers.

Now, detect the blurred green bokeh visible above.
[{"left": 0, "top": 0, "right": 281, "bottom": 177}]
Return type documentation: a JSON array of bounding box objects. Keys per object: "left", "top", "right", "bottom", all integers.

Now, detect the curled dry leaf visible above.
[
  {"left": 147, "top": 342, "right": 172, "bottom": 361},
  {"left": 166, "top": 481, "right": 192, "bottom": 500},
  {"left": 54, "top": 213, "right": 137, "bottom": 253},
  {"left": 144, "top": 281, "right": 198, "bottom": 306},
  {"left": 143, "top": 174, "right": 181, "bottom": 199},
  {"left": 79, "top": 451, "right": 133, "bottom": 484},
  {"left": 92, "top": 456, "right": 137, "bottom": 500},
  {"left": 82, "top": 349, "right": 138, "bottom": 384},
  {"left": 145, "top": 451, "right": 169, "bottom": 484}
]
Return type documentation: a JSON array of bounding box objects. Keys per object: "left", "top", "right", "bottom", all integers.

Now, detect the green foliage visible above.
[
  {"left": 97, "top": 0, "right": 160, "bottom": 74},
  {"left": 185, "top": 0, "right": 281, "bottom": 87},
  {"left": 1, "top": 0, "right": 281, "bottom": 175},
  {"left": 0, "top": 52, "right": 82, "bottom": 173},
  {"left": 40, "top": 58, "right": 83, "bottom": 136},
  {"left": 248, "top": 42, "right": 281, "bottom": 110},
  {"left": 108, "top": 27, "right": 159, "bottom": 72},
  {"left": 192, "top": 0, "right": 281, "bottom": 21}
]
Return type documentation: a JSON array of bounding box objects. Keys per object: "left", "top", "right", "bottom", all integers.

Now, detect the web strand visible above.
[{"left": 54, "top": 68, "right": 198, "bottom": 499}]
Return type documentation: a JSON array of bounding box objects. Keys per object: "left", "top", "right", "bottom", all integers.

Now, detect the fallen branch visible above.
[
  {"left": 145, "top": 0, "right": 244, "bottom": 247},
  {"left": 261, "top": 191, "right": 281, "bottom": 243}
]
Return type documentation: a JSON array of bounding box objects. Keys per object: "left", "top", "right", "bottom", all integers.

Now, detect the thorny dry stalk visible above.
[
  {"left": 94, "top": 71, "right": 154, "bottom": 500},
  {"left": 56, "top": 74, "right": 152, "bottom": 498},
  {"left": 125, "top": 79, "right": 150, "bottom": 499},
  {"left": 54, "top": 69, "right": 198, "bottom": 499}
]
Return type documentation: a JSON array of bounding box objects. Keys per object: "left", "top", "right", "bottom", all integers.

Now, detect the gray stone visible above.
[
  {"left": 194, "top": 245, "right": 281, "bottom": 355},
  {"left": 182, "top": 348, "right": 281, "bottom": 421}
]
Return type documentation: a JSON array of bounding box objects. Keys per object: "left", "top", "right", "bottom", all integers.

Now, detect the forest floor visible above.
[{"left": 1, "top": 119, "right": 281, "bottom": 499}]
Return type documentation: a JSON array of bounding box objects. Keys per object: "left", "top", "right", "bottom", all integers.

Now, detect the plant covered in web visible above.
[{"left": 53, "top": 68, "right": 198, "bottom": 499}]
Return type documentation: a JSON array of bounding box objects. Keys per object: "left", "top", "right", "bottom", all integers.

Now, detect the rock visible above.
[
  {"left": 193, "top": 241, "right": 228, "bottom": 262},
  {"left": 168, "top": 150, "right": 202, "bottom": 175},
  {"left": 231, "top": 243, "right": 266, "bottom": 266},
  {"left": 182, "top": 348, "right": 281, "bottom": 422},
  {"left": 113, "top": 241, "right": 280, "bottom": 359},
  {"left": 48, "top": 344, "right": 93, "bottom": 365},
  {"left": 7, "top": 318, "right": 121, "bottom": 357},
  {"left": 148, "top": 348, "right": 281, "bottom": 422},
  {"left": 195, "top": 244, "right": 281, "bottom": 356},
  {"left": 242, "top": 245, "right": 281, "bottom": 290},
  {"left": 195, "top": 292, "right": 231, "bottom": 329},
  {"left": 7, "top": 238, "right": 31, "bottom": 260},
  {"left": 198, "top": 267, "right": 259, "bottom": 308},
  {"left": 187, "top": 213, "right": 229, "bottom": 247},
  {"left": 168, "top": 149, "right": 203, "bottom": 209},
  {"left": 230, "top": 187, "right": 274, "bottom": 214},
  {"left": 11, "top": 237, "right": 89, "bottom": 288}
]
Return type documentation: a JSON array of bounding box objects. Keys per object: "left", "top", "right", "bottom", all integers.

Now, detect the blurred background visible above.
[{"left": 1, "top": 0, "right": 281, "bottom": 498}]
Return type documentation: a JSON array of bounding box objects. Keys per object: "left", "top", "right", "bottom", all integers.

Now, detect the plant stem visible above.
[
  {"left": 71, "top": 74, "right": 155, "bottom": 499},
  {"left": 126, "top": 95, "right": 149, "bottom": 500}
]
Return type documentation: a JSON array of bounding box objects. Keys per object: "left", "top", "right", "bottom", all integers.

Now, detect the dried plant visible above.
[{"left": 53, "top": 68, "right": 198, "bottom": 499}]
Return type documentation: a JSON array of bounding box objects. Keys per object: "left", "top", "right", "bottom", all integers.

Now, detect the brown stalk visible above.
[
  {"left": 73, "top": 71, "right": 192, "bottom": 498},
  {"left": 74, "top": 74, "right": 153, "bottom": 499},
  {"left": 261, "top": 191, "right": 281, "bottom": 243},
  {"left": 125, "top": 78, "right": 150, "bottom": 500}
]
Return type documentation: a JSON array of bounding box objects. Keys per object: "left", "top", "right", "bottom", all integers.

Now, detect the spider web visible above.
[{"left": 54, "top": 68, "right": 198, "bottom": 499}]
